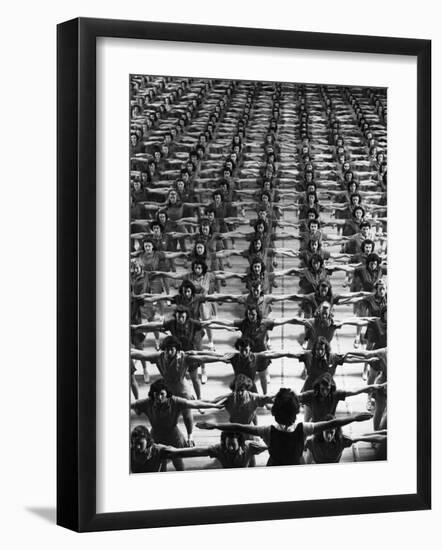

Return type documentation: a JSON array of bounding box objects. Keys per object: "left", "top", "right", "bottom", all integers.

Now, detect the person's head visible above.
[
  {"left": 350, "top": 193, "right": 362, "bottom": 207},
  {"left": 191, "top": 259, "right": 208, "bottom": 277},
  {"left": 235, "top": 337, "right": 253, "bottom": 357},
  {"left": 194, "top": 241, "right": 207, "bottom": 258},
  {"left": 167, "top": 189, "right": 179, "bottom": 204},
  {"left": 366, "top": 253, "right": 380, "bottom": 272},
  {"left": 260, "top": 191, "right": 271, "bottom": 204},
  {"left": 175, "top": 179, "right": 186, "bottom": 193},
  {"left": 246, "top": 306, "right": 261, "bottom": 324},
  {"left": 250, "top": 281, "right": 263, "bottom": 299},
  {"left": 347, "top": 181, "right": 358, "bottom": 195},
  {"left": 212, "top": 190, "right": 223, "bottom": 205},
  {"left": 313, "top": 336, "right": 331, "bottom": 359},
  {"left": 308, "top": 239, "right": 320, "bottom": 253},
  {"left": 254, "top": 220, "right": 268, "bottom": 235},
  {"left": 142, "top": 239, "right": 156, "bottom": 254},
  {"left": 231, "top": 374, "right": 254, "bottom": 398},
  {"left": 313, "top": 372, "right": 336, "bottom": 398},
  {"left": 257, "top": 209, "right": 268, "bottom": 222},
  {"left": 131, "top": 425, "right": 153, "bottom": 453},
  {"left": 148, "top": 378, "right": 173, "bottom": 403},
  {"left": 376, "top": 151, "right": 385, "bottom": 164},
  {"left": 317, "top": 279, "right": 332, "bottom": 298},
  {"left": 306, "top": 183, "right": 317, "bottom": 195},
  {"left": 130, "top": 259, "right": 143, "bottom": 278},
  {"left": 344, "top": 170, "right": 354, "bottom": 183},
  {"left": 174, "top": 306, "right": 190, "bottom": 325},
  {"left": 315, "top": 301, "right": 333, "bottom": 322},
  {"left": 307, "top": 193, "right": 318, "bottom": 205},
  {"left": 130, "top": 133, "right": 138, "bottom": 147},
  {"left": 199, "top": 220, "right": 211, "bottom": 236},
  {"left": 250, "top": 257, "right": 265, "bottom": 276},
  {"left": 309, "top": 254, "right": 324, "bottom": 273},
  {"left": 160, "top": 336, "right": 182, "bottom": 359},
  {"left": 271, "top": 388, "right": 300, "bottom": 428},
  {"left": 179, "top": 280, "right": 196, "bottom": 300},
  {"left": 220, "top": 431, "right": 245, "bottom": 453},
  {"left": 353, "top": 206, "right": 365, "bottom": 221},
  {"left": 360, "top": 239, "right": 375, "bottom": 255},
  {"left": 308, "top": 219, "right": 320, "bottom": 233},
  {"left": 321, "top": 415, "right": 340, "bottom": 443},
  {"left": 304, "top": 171, "right": 314, "bottom": 184},
  {"left": 360, "top": 221, "right": 371, "bottom": 238},
  {"left": 250, "top": 237, "right": 263, "bottom": 254},
  {"left": 374, "top": 279, "right": 387, "bottom": 298}
]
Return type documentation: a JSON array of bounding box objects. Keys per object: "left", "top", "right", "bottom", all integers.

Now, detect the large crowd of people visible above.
[{"left": 128, "top": 75, "right": 388, "bottom": 473}]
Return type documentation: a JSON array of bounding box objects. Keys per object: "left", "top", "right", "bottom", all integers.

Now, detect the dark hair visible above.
[
  {"left": 307, "top": 238, "right": 321, "bottom": 251},
  {"left": 312, "top": 336, "right": 331, "bottom": 359},
  {"left": 359, "top": 221, "right": 371, "bottom": 230},
  {"left": 248, "top": 237, "right": 263, "bottom": 255},
  {"left": 309, "top": 254, "right": 324, "bottom": 268},
  {"left": 353, "top": 206, "right": 365, "bottom": 218},
  {"left": 150, "top": 220, "right": 163, "bottom": 232},
  {"left": 191, "top": 259, "right": 208, "bottom": 275},
  {"left": 316, "top": 278, "right": 332, "bottom": 299},
  {"left": 312, "top": 372, "right": 336, "bottom": 396},
  {"left": 174, "top": 306, "right": 190, "bottom": 318},
  {"left": 245, "top": 305, "right": 262, "bottom": 323},
  {"left": 160, "top": 335, "right": 182, "bottom": 352},
  {"left": 220, "top": 431, "right": 246, "bottom": 450},
  {"left": 234, "top": 337, "right": 254, "bottom": 350},
  {"left": 360, "top": 239, "right": 375, "bottom": 253},
  {"left": 271, "top": 388, "right": 300, "bottom": 427},
  {"left": 249, "top": 256, "right": 266, "bottom": 273},
  {"left": 142, "top": 238, "right": 157, "bottom": 251},
  {"left": 131, "top": 425, "right": 153, "bottom": 446},
  {"left": 179, "top": 280, "right": 196, "bottom": 296},
  {"left": 307, "top": 218, "right": 320, "bottom": 230},
  {"left": 366, "top": 253, "right": 381, "bottom": 268},
  {"left": 148, "top": 378, "right": 173, "bottom": 399}
]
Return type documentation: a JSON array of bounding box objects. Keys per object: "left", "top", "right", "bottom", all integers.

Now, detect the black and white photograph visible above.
[{"left": 128, "top": 75, "right": 388, "bottom": 473}]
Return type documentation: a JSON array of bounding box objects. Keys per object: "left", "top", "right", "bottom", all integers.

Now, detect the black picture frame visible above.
[{"left": 57, "top": 17, "right": 431, "bottom": 532}]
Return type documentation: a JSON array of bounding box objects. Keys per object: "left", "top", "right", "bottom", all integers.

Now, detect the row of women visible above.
[{"left": 129, "top": 75, "right": 388, "bottom": 472}]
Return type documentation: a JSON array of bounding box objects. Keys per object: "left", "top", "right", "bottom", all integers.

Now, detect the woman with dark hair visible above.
[
  {"left": 287, "top": 335, "right": 378, "bottom": 392},
  {"left": 131, "top": 340, "right": 228, "bottom": 447},
  {"left": 212, "top": 306, "right": 303, "bottom": 394},
  {"left": 197, "top": 388, "right": 372, "bottom": 466},
  {"left": 299, "top": 372, "right": 386, "bottom": 421},
  {"left": 290, "top": 301, "right": 377, "bottom": 350},
  {"left": 150, "top": 430, "right": 268, "bottom": 469},
  {"left": 305, "top": 415, "right": 387, "bottom": 464},
  {"left": 131, "top": 379, "right": 221, "bottom": 470},
  {"left": 296, "top": 278, "right": 372, "bottom": 318}
]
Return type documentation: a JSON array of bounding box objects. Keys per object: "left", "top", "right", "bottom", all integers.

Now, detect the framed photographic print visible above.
[{"left": 57, "top": 17, "right": 431, "bottom": 532}]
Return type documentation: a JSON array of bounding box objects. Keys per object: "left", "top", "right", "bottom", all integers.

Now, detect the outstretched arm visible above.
[
  {"left": 268, "top": 293, "right": 304, "bottom": 304},
  {"left": 131, "top": 321, "right": 165, "bottom": 332},
  {"left": 196, "top": 421, "right": 262, "bottom": 437},
  {"left": 344, "top": 382, "right": 387, "bottom": 397},
  {"left": 130, "top": 349, "right": 161, "bottom": 362},
  {"left": 311, "top": 413, "right": 373, "bottom": 434}
]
